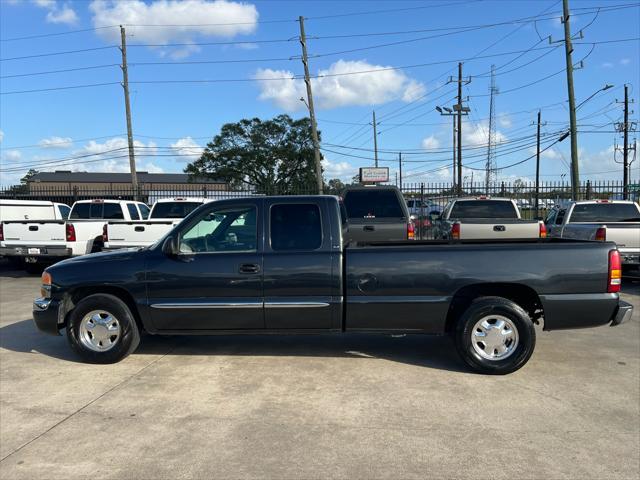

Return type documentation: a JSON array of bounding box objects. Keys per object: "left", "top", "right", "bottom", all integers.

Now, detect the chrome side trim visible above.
[
  {"left": 264, "top": 302, "right": 330, "bottom": 309},
  {"left": 347, "top": 295, "right": 450, "bottom": 304},
  {"left": 150, "top": 302, "right": 263, "bottom": 309}
]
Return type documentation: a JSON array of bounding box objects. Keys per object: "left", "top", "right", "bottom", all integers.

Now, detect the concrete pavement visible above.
[{"left": 0, "top": 262, "right": 638, "bottom": 479}]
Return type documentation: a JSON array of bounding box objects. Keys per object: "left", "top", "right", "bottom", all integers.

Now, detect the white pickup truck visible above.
[
  {"left": 432, "top": 197, "right": 546, "bottom": 240},
  {"left": 546, "top": 200, "right": 640, "bottom": 274},
  {"left": 0, "top": 199, "right": 148, "bottom": 269},
  {"left": 104, "top": 197, "right": 209, "bottom": 250}
]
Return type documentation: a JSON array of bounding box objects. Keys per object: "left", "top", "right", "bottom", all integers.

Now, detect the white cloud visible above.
[
  {"left": 46, "top": 4, "right": 78, "bottom": 24},
  {"left": 32, "top": 1, "right": 78, "bottom": 25},
  {"left": 90, "top": 0, "right": 258, "bottom": 57},
  {"left": 602, "top": 62, "right": 614, "bottom": 69},
  {"left": 0, "top": 130, "right": 4, "bottom": 144},
  {"left": 170, "top": 136, "right": 203, "bottom": 162},
  {"left": 255, "top": 60, "right": 427, "bottom": 111},
  {"left": 322, "top": 158, "right": 357, "bottom": 181},
  {"left": 38, "top": 136, "right": 73, "bottom": 149},
  {"left": 620, "top": 58, "right": 631, "bottom": 66},
  {"left": 421, "top": 135, "right": 440, "bottom": 150},
  {"left": 462, "top": 119, "right": 507, "bottom": 147},
  {"left": 60, "top": 137, "right": 159, "bottom": 173},
  {"left": 497, "top": 114, "right": 512, "bottom": 129},
  {"left": 3, "top": 150, "right": 22, "bottom": 162}
]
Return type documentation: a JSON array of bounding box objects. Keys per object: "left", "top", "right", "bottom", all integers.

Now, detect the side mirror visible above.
[{"left": 162, "top": 235, "right": 179, "bottom": 256}]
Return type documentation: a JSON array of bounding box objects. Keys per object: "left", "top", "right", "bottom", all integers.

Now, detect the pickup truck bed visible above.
[{"left": 32, "top": 196, "right": 632, "bottom": 374}]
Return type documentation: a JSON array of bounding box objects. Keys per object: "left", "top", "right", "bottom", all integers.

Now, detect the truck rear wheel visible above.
[
  {"left": 66, "top": 294, "right": 140, "bottom": 363},
  {"left": 455, "top": 297, "right": 535, "bottom": 375}
]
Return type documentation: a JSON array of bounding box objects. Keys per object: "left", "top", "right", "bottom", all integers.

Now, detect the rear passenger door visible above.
[{"left": 262, "top": 199, "right": 341, "bottom": 330}]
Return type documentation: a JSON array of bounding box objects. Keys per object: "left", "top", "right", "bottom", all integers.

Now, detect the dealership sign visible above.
[{"left": 359, "top": 167, "right": 389, "bottom": 183}]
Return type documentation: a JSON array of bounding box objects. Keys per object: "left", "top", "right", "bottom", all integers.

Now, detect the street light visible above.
[{"left": 576, "top": 84, "right": 614, "bottom": 110}]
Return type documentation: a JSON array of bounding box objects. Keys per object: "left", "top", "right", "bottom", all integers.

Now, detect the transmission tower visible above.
[{"left": 485, "top": 64, "right": 498, "bottom": 194}]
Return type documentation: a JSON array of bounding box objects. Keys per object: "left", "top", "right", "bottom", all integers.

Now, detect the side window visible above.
[
  {"left": 57, "top": 205, "right": 71, "bottom": 220},
  {"left": 544, "top": 209, "right": 556, "bottom": 225},
  {"left": 271, "top": 203, "right": 322, "bottom": 251},
  {"left": 179, "top": 206, "right": 256, "bottom": 253},
  {"left": 138, "top": 204, "right": 150, "bottom": 220},
  {"left": 127, "top": 203, "right": 140, "bottom": 220},
  {"left": 555, "top": 209, "right": 566, "bottom": 225},
  {"left": 103, "top": 203, "right": 124, "bottom": 220}
]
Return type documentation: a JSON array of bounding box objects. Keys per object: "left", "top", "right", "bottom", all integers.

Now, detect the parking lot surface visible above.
[{"left": 0, "top": 261, "right": 638, "bottom": 480}]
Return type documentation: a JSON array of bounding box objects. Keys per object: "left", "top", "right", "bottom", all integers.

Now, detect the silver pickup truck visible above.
[
  {"left": 546, "top": 200, "right": 640, "bottom": 274},
  {"left": 433, "top": 197, "right": 545, "bottom": 240}
]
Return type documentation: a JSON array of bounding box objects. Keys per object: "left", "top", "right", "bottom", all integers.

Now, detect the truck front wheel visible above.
[
  {"left": 66, "top": 294, "right": 140, "bottom": 363},
  {"left": 455, "top": 297, "right": 536, "bottom": 375}
]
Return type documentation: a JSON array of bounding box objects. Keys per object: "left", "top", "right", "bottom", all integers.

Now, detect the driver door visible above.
[{"left": 146, "top": 200, "right": 264, "bottom": 331}]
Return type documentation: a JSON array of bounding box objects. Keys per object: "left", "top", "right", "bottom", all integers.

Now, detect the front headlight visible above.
[{"left": 41, "top": 271, "right": 52, "bottom": 298}]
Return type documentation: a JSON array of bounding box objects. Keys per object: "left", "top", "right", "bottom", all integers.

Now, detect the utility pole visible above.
[
  {"left": 452, "top": 116, "right": 457, "bottom": 190},
  {"left": 535, "top": 110, "right": 542, "bottom": 215},
  {"left": 298, "top": 16, "right": 323, "bottom": 194},
  {"left": 398, "top": 152, "right": 403, "bottom": 191},
  {"left": 372, "top": 111, "right": 379, "bottom": 168},
  {"left": 485, "top": 65, "right": 498, "bottom": 195},
  {"left": 561, "top": 0, "right": 580, "bottom": 200},
  {"left": 623, "top": 84, "right": 629, "bottom": 199},
  {"left": 119, "top": 25, "right": 138, "bottom": 199},
  {"left": 456, "top": 62, "right": 463, "bottom": 193}
]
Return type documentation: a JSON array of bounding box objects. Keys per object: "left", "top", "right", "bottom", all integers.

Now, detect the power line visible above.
[
  {"left": 0, "top": 46, "right": 118, "bottom": 62},
  {"left": 0, "top": 64, "right": 120, "bottom": 79},
  {"left": 305, "top": 0, "right": 482, "bottom": 20}
]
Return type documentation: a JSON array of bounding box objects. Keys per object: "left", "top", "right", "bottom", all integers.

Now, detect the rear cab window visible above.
[
  {"left": 343, "top": 189, "right": 405, "bottom": 219},
  {"left": 568, "top": 203, "right": 640, "bottom": 222},
  {"left": 127, "top": 203, "right": 140, "bottom": 220},
  {"left": 57, "top": 205, "right": 70, "bottom": 219},
  {"left": 450, "top": 200, "right": 518, "bottom": 219},
  {"left": 151, "top": 202, "right": 203, "bottom": 219},
  {"left": 69, "top": 202, "right": 124, "bottom": 220},
  {"left": 270, "top": 203, "right": 322, "bottom": 251},
  {"left": 138, "top": 203, "right": 150, "bottom": 220}
]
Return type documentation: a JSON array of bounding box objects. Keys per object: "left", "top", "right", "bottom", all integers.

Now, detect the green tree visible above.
[
  {"left": 325, "top": 178, "right": 346, "bottom": 195},
  {"left": 5, "top": 169, "right": 38, "bottom": 195},
  {"left": 185, "top": 115, "right": 321, "bottom": 194}
]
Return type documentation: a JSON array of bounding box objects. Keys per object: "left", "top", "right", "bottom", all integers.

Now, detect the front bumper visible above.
[
  {"left": 32, "top": 297, "right": 63, "bottom": 335},
  {"left": 0, "top": 245, "right": 71, "bottom": 259},
  {"left": 611, "top": 300, "right": 633, "bottom": 326}
]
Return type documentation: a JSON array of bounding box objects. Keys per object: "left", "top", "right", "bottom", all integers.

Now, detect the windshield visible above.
[
  {"left": 343, "top": 189, "right": 404, "bottom": 218},
  {"left": 150, "top": 202, "right": 202, "bottom": 219},
  {"left": 450, "top": 200, "right": 518, "bottom": 218},
  {"left": 569, "top": 203, "right": 640, "bottom": 222}
]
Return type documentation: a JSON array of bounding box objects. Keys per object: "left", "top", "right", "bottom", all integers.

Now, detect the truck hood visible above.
[{"left": 52, "top": 247, "right": 145, "bottom": 267}]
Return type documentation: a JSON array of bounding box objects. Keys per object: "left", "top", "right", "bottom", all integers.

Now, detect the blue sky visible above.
[{"left": 1, "top": 0, "right": 639, "bottom": 187}]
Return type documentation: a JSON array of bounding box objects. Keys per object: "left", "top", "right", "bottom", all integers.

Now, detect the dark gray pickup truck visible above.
[{"left": 33, "top": 195, "right": 633, "bottom": 374}]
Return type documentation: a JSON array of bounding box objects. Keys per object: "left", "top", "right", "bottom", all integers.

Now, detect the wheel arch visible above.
[
  {"left": 445, "top": 283, "right": 543, "bottom": 333},
  {"left": 64, "top": 286, "right": 145, "bottom": 333}
]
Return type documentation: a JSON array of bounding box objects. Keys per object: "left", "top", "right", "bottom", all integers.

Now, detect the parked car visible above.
[
  {"left": 432, "top": 197, "right": 546, "bottom": 240},
  {"left": 0, "top": 199, "right": 148, "bottom": 270},
  {"left": 546, "top": 200, "right": 640, "bottom": 274},
  {"left": 1, "top": 200, "right": 70, "bottom": 265},
  {"left": 32, "top": 195, "right": 632, "bottom": 374},
  {"left": 104, "top": 197, "right": 210, "bottom": 250},
  {"left": 343, "top": 185, "right": 413, "bottom": 243},
  {"left": 406, "top": 198, "right": 443, "bottom": 217}
]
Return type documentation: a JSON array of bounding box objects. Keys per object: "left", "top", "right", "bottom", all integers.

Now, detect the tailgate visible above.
[
  {"left": 459, "top": 220, "right": 540, "bottom": 240},
  {"left": 347, "top": 218, "right": 407, "bottom": 242},
  {"left": 107, "top": 221, "right": 175, "bottom": 246},
  {"left": 2, "top": 221, "right": 66, "bottom": 246},
  {"left": 605, "top": 224, "right": 640, "bottom": 251}
]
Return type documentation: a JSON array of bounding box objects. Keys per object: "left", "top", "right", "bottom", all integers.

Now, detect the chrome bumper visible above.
[
  {"left": 0, "top": 245, "right": 71, "bottom": 258},
  {"left": 611, "top": 301, "right": 633, "bottom": 327}
]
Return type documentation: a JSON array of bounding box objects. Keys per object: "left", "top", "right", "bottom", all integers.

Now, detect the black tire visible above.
[
  {"left": 24, "top": 262, "right": 43, "bottom": 274},
  {"left": 455, "top": 296, "right": 536, "bottom": 375},
  {"left": 66, "top": 293, "right": 140, "bottom": 364}
]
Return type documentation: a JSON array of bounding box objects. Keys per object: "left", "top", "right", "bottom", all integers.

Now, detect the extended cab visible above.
[
  {"left": 433, "top": 197, "right": 546, "bottom": 240},
  {"left": 33, "top": 196, "right": 632, "bottom": 374},
  {"left": 104, "top": 197, "right": 209, "bottom": 250},
  {"left": 546, "top": 200, "right": 640, "bottom": 274}
]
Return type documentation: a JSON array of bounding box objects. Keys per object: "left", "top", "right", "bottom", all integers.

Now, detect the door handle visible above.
[
  {"left": 135, "top": 226, "right": 145, "bottom": 232},
  {"left": 493, "top": 225, "right": 506, "bottom": 232},
  {"left": 363, "top": 225, "right": 375, "bottom": 232},
  {"left": 239, "top": 263, "right": 260, "bottom": 274}
]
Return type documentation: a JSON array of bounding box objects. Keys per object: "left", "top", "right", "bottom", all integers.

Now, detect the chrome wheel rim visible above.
[
  {"left": 471, "top": 314, "right": 519, "bottom": 361},
  {"left": 78, "top": 310, "right": 121, "bottom": 352}
]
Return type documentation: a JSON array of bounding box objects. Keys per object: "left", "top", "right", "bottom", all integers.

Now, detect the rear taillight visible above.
[
  {"left": 539, "top": 222, "right": 547, "bottom": 238},
  {"left": 608, "top": 249, "right": 622, "bottom": 293},
  {"left": 407, "top": 222, "right": 415, "bottom": 240},
  {"left": 451, "top": 223, "right": 461, "bottom": 240},
  {"left": 595, "top": 227, "right": 606, "bottom": 241},
  {"left": 102, "top": 224, "right": 108, "bottom": 243},
  {"left": 66, "top": 223, "right": 76, "bottom": 242},
  {"left": 0, "top": 223, "right": 3, "bottom": 242}
]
